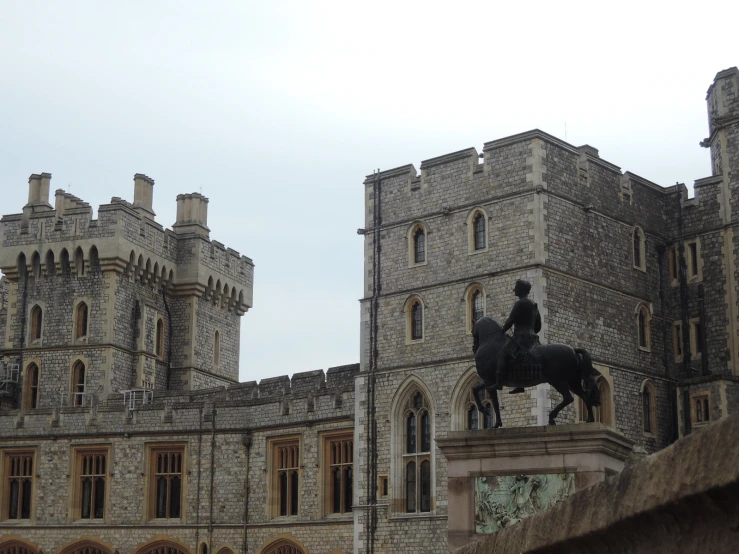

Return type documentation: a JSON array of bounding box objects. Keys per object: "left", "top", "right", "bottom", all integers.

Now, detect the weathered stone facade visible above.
[
  {"left": 354, "top": 67, "right": 739, "bottom": 553},
  {"left": 0, "top": 66, "right": 738, "bottom": 554}
]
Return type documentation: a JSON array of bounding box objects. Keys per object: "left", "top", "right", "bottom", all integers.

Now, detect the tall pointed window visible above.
[
  {"left": 641, "top": 380, "right": 657, "bottom": 435},
  {"left": 71, "top": 361, "right": 86, "bottom": 407},
  {"left": 74, "top": 449, "right": 107, "bottom": 520},
  {"left": 29, "top": 305, "right": 42, "bottom": 343},
  {"left": 632, "top": 226, "right": 645, "bottom": 271},
  {"left": 577, "top": 377, "right": 613, "bottom": 426},
  {"left": 414, "top": 228, "right": 425, "bottom": 263},
  {"left": 408, "top": 223, "right": 428, "bottom": 266},
  {"left": 464, "top": 388, "right": 493, "bottom": 430},
  {"left": 75, "top": 302, "right": 88, "bottom": 341},
  {"left": 270, "top": 437, "right": 300, "bottom": 517},
  {"left": 148, "top": 446, "right": 185, "bottom": 520},
  {"left": 23, "top": 363, "right": 39, "bottom": 410},
  {"left": 636, "top": 304, "right": 651, "bottom": 351},
  {"left": 466, "top": 285, "right": 486, "bottom": 334},
  {"left": 404, "top": 391, "right": 432, "bottom": 513},
  {"left": 473, "top": 213, "right": 486, "bottom": 251},
  {"left": 213, "top": 331, "right": 220, "bottom": 365},
  {"left": 2, "top": 451, "right": 34, "bottom": 520},
  {"left": 156, "top": 318, "right": 164, "bottom": 358}
]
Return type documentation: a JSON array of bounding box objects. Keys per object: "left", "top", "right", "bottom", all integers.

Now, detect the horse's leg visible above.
[
  {"left": 569, "top": 380, "right": 595, "bottom": 423},
  {"left": 548, "top": 381, "right": 574, "bottom": 425},
  {"left": 472, "top": 382, "right": 488, "bottom": 415},
  {"left": 483, "top": 386, "right": 502, "bottom": 428}
]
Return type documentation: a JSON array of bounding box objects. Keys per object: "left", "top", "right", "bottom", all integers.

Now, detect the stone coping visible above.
[
  {"left": 454, "top": 414, "right": 739, "bottom": 553},
  {"left": 437, "top": 423, "right": 634, "bottom": 462}
]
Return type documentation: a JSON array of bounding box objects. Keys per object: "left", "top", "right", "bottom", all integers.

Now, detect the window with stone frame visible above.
[
  {"left": 213, "top": 331, "right": 220, "bottom": 366},
  {"left": 269, "top": 436, "right": 300, "bottom": 517},
  {"left": 464, "top": 388, "right": 493, "bottom": 430},
  {"left": 29, "top": 305, "right": 42, "bottom": 343},
  {"left": 691, "top": 392, "right": 711, "bottom": 425},
  {"left": 1, "top": 450, "right": 35, "bottom": 521},
  {"left": 406, "top": 296, "right": 424, "bottom": 343},
  {"left": 71, "top": 360, "right": 86, "bottom": 407},
  {"left": 22, "top": 363, "right": 39, "bottom": 410},
  {"left": 74, "top": 301, "right": 89, "bottom": 341},
  {"left": 641, "top": 380, "right": 657, "bottom": 435},
  {"left": 72, "top": 447, "right": 108, "bottom": 520},
  {"left": 155, "top": 318, "right": 164, "bottom": 358},
  {"left": 632, "top": 226, "right": 646, "bottom": 271},
  {"left": 59, "top": 541, "right": 112, "bottom": 554},
  {"left": 636, "top": 304, "right": 651, "bottom": 351},
  {"left": 466, "top": 285, "right": 486, "bottom": 335},
  {"left": 407, "top": 223, "right": 428, "bottom": 266},
  {"left": 322, "top": 431, "right": 353, "bottom": 516},
  {"left": 690, "top": 318, "right": 703, "bottom": 358},
  {"left": 0, "top": 540, "right": 38, "bottom": 554},
  {"left": 673, "top": 321, "right": 684, "bottom": 361},
  {"left": 686, "top": 239, "right": 701, "bottom": 282},
  {"left": 577, "top": 377, "right": 612, "bottom": 426},
  {"left": 147, "top": 445, "right": 185, "bottom": 520},
  {"left": 668, "top": 244, "right": 680, "bottom": 285},
  {"left": 403, "top": 391, "right": 432, "bottom": 513}
]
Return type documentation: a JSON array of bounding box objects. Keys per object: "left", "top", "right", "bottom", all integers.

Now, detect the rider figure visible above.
[{"left": 492, "top": 279, "right": 542, "bottom": 390}]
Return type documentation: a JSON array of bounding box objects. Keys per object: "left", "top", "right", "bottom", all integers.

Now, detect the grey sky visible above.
[{"left": 1, "top": 1, "right": 737, "bottom": 384}]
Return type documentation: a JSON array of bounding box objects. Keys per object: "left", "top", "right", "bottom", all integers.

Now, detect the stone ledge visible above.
[{"left": 455, "top": 414, "right": 739, "bottom": 553}]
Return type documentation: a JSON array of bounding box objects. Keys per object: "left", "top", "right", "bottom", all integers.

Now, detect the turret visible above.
[
  {"left": 132, "top": 173, "right": 156, "bottom": 220},
  {"left": 173, "top": 192, "right": 210, "bottom": 237}
]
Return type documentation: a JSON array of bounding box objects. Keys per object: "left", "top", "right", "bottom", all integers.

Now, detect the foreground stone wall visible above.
[{"left": 455, "top": 413, "right": 739, "bottom": 554}]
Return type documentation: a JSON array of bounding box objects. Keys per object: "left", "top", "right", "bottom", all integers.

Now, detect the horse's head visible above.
[{"left": 472, "top": 316, "right": 502, "bottom": 344}]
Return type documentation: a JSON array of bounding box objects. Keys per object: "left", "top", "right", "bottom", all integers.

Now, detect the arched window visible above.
[
  {"left": 214, "top": 331, "right": 220, "bottom": 365},
  {"left": 23, "top": 363, "right": 40, "bottom": 410},
  {"left": 215, "top": 550, "right": 235, "bottom": 554},
  {"left": 0, "top": 541, "right": 38, "bottom": 554},
  {"left": 60, "top": 248, "right": 71, "bottom": 275},
  {"left": 578, "top": 377, "right": 613, "bottom": 426},
  {"left": 641, "top": 380, "right": 657, "bottom": 435},
  {"left": 199, "top": 544, "right": 208, "bottom": 554},
  {"left": 405, "top": 296, "right": 424, "bottom": 342},
  {"left": 59, "top": 542, "right": 112, "bottom": 554},
  {"left": 414, "top": 228, "right": 425, "bottom": 263},
  {"left": 467, "top": 208, "right": 489, "bottom": 253},
  {"left": 466, "top": 284, "right": 486, "bottom": 334},
  {"left": 45, "top": 250, "right": 56, "bottom": 277},
  {"left": 71, "top": 360, "right": 86, "bottom": 407},
  {"left": 31, "top": 252, "right": 41, "bottom": 280},
  {"left": 156, "top": 318, "right": 164, "bottom": 358},
  {"left": 29, "top": 305, "right": 42, "bottom": 343},
  {"left": 408, "top": 223, "right": 428, "bottom": 266},
  {"left": 89, "top": 245, "right": 100, "bottom": 272},
  {"left": 260, "top": 539, "right": 306, "bottom": 554},
  {"left": 633, "top": 226, "right": 646, "bottom": 271},
  {"left": 74, "top": 247, "right": 85, "bottom": 277},
  {"left": 464, "top": 389, "right": 493, "bottom": 430},
  {"left": 636, "top": 304, "right": 651, "bottom": 351},
  {"left": 403, "top": 390, "right": 432, "bottom": 513},
  {"left": 134, "top": 541, "right": 189, "bottom": 554},
  {"left": 75, "top": 301, "right": 89, "bottom": 341}
]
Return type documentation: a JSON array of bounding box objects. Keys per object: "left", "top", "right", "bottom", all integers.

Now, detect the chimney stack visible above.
[
  {"left": 24, "top": 172, "right": 53, "bottom": 214},
  {"left": 133, "top": 173, "right": 156, "bottom": 220},
  {"left": 173, "top": 193, "right": 210, "bottom": 237}
]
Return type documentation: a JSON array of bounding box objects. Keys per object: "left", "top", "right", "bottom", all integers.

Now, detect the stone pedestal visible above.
[{"left": 437, "top": 423, "right": 634, "bottom": 552}]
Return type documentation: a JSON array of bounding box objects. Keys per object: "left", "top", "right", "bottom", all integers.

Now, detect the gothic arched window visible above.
[
  {"left": 473, "top": 213, "right": 486, "bottom": 251},
  {"left": 633, "top": 226, "right": 646, "bottom": 271},
  {"left": 75, "top": 301, "right": 89, "bottom": 341},
  {"left": 637, "top": 304, "right": 651, "bottom": 351},
  {"left": 71, "top": 360, "right": 86, "bottom": 407},
  {"left": 408, "top": 222, "right": 428, "bottom": 266},
  {"left": 404, "top": 391, "right": 432, "bottom": 513},
  {"left": 29, "top": 305, "right": 42, "bottom": 343},
  {"left": 641, "top": 379, "right": 657, "bottom": 435},
  {"left": 23, "top": 363, "right": 40, "bottom": 410}
]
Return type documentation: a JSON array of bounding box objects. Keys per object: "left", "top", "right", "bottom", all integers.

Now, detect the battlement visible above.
[
  {"left": 0, "top": 172, "right": 254, "bottom": 311},
  {"left": 0, "top": 364, "right": 359, "bottom": 435}
]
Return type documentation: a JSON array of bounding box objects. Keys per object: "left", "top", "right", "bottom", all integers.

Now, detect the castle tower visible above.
[{"left": 0, "top": 173, "right": 254, "bottom": 411}]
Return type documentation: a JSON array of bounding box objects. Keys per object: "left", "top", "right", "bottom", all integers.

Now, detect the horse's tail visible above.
[{"left": 575, "top": 348, "right": 600, "bottom": 406}]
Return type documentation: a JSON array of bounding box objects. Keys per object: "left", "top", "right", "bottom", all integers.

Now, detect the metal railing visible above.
[
  {"left": 121, "top": 389, "right": 154, "bottom": 413},
  {"left": 61, "top": 391, "right": 95, "bottom": 408}
]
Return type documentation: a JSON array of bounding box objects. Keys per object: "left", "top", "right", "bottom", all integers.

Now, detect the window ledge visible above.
[
  {"left": 389, "top": 513, "right": 444, "bottom": 521},
  {"left": 638, "top": 346, "right": 651, "bottom": 353},
  {"left": 0, "top": 520, "right": 33, "bottom": 524},
  {"left": 633, "top": 265, "right": 646, "bottom": 273},
  {"left": 147, "top": 518, "right": 184, "bottom": 524},
  {"left": 642, "top": 431, "right": 657, "bottom": 439},
  {"left": 406, "top": 338, "right": 425, "bottom": 345},
  {"left": 322, "top": 513, "right": 354, "bottom": 520},
  {"left": 408, "top": 261, "right": 428, "bottom": 268},
  {"left": 72, "top": 518, "right": 107, "bottom": 524},
  {"left": 468, "top": 248, "right": 488, "bottom": 256}
]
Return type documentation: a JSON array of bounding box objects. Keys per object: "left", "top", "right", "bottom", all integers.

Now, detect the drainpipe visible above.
[
  {"left": 195, "top": 405, "right": 204, "bottom": 548},
  {"left": 162, "top": 285, "right": 173, "bottom": 389},
  {"left": 242, "top": 433, "right": 252, "bottom": 553},
  {"left": 208, "top": 406, "right": 216, "bottom": 549}
]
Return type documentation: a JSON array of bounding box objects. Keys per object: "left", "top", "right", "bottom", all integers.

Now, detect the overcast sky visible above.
[{"left": 1, "top": 1, "right": 737, "bottom": 384}]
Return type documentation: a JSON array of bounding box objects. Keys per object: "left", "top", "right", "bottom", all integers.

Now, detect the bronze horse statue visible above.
[{"left": 472, "top": 316, "right": 600, "bottom": 426}]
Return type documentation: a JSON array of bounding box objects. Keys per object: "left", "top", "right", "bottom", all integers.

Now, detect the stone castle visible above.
[{"left": 0, "top": 67, "right": 737, "bottom": 554}]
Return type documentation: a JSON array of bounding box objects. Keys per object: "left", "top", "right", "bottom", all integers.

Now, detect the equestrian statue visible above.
[{"left": 471, "top": 279, "right": 601, "bottom": 427}]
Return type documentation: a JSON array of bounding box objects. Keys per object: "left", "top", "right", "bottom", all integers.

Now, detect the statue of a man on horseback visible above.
[
  {"left": 493, "top": 279, "right": 541, "bottom": 390},
  {"left": 471, "top": 280, "right": 601, "bottom": 427}
]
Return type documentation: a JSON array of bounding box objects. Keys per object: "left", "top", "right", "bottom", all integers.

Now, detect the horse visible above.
[{"left": 471, "top": 316, "right": 601, "bottom": 427}]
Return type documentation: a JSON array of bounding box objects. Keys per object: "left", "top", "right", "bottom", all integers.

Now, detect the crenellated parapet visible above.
[{"left": 0, "top": 172, "right": 253, "bottom": 314}]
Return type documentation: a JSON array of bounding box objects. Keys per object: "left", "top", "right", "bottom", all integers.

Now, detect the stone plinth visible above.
[{"left": 437, "top": 423, "right": 634, "bottom": 552}]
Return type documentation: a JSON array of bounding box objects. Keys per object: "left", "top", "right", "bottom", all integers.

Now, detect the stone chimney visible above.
[
  {"left": 173, "top": 193, "right": 210, "bottom": 237},
  {"left": 25, "top": 173, "right": 53, "bottom": 210},
  {"left": 133, "top": 173, "right": 156, "bottom": 220}
]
